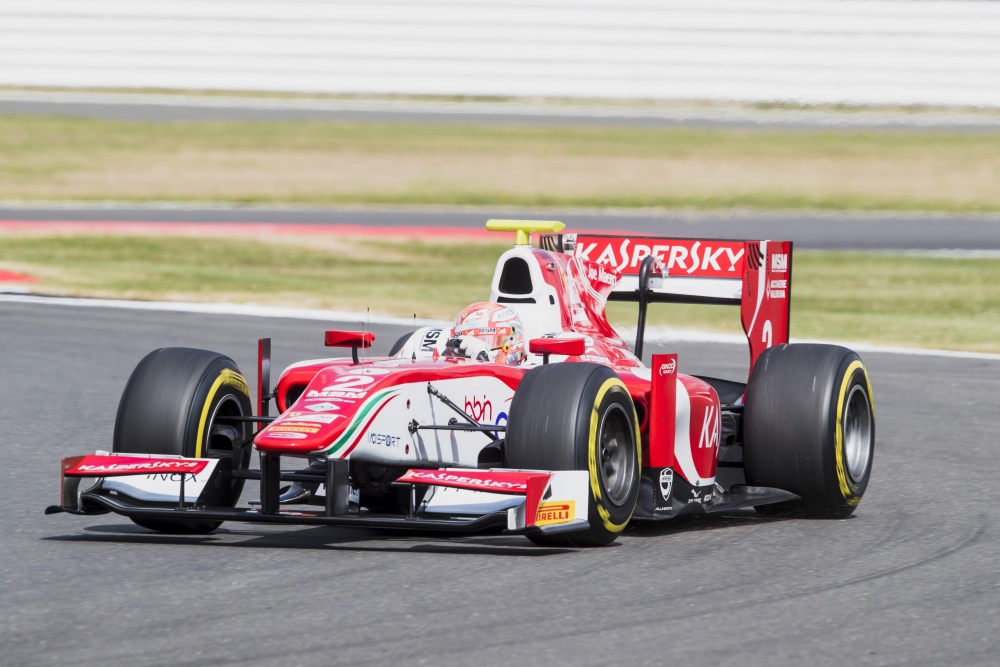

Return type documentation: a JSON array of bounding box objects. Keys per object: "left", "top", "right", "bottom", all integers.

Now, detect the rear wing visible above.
[{"left": 540, "top": 233, "right": 792, "bottom": 376}]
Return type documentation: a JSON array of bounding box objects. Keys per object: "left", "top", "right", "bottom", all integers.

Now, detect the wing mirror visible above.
[
  {"left": 528, "top": 337, "right": 586, "bottom": 364},
  {"left": 325, "top": 330, "right": 376, "bottom": 364}
]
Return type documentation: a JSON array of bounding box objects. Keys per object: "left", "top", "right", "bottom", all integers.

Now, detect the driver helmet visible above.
[{"left": 451, "top": 302, "right": 526, "bottom": 365}]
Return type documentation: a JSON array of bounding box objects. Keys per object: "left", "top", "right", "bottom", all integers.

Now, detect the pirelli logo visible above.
[{"left": 535, "top": 501, "right": 575, "bottom": 526}]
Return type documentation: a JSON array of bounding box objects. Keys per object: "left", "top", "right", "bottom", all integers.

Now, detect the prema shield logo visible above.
[
  {"left": 659, "top": 469, "right": 673, "bottom": 500},
  {"left": 658, "top": 360, "right": 677, "bottom": 376}
]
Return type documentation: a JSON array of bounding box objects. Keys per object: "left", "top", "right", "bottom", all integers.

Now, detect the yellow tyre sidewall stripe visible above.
[
  {"left": 195, "top": 369, "right": 251, "bottom": 459},
  {"left": 588, "top": 377, "right": 641, "bottom": 533},
  {"left": 834, "top": 360, "right": 874, "bottom": 505}
]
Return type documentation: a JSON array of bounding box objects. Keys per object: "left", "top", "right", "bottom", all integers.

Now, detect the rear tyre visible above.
[
  {"left": 113, "top": 348, "right": 253, "bottom": 534},
  {"left": 506, "top": 363, "right": 640, "bottom": 546},
  {"left": 743, "top": 344, "right": 875, "bottom": 518}
]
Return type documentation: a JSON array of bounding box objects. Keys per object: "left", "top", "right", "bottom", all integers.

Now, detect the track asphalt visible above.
[
  {"left": 3, "top": 205, "right": 1000, "bottom": 250},
  {"left": 4, "top": 91, "right": 1000, "bottom": 130},
  {"left": 3, "top": 302, "right": 998, "bottom": 667}
]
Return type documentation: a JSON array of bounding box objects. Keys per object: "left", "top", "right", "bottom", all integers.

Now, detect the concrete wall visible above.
[{"left": 2, "top": 0, "right": 998, "bottom": 106}]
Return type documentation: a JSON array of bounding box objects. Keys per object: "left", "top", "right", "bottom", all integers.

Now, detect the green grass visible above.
[
  {"left": 2, "top": 233, "right": 998, "bottom": 353},
  {"left": 2, "top": 115, "right": 1000, "bottom": 212},
  {"left": 0, "top": 234, "right": 503, "bottom": 319}
]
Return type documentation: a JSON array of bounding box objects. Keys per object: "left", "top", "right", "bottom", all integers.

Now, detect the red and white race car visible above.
[{"left": 48, "top": 220, "right": 875, "bottom": 546}]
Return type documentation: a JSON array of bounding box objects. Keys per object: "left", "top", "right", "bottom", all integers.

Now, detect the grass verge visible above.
[
  {"left": 1, "top": 231, "right": 997, "bottom": 353},
  {"left": 3, "top": 116, "right": 1000, "bottom": 212}
]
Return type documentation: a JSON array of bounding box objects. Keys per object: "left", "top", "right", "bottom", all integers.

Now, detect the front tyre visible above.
[
  {"left": 113, "top": 348, "right": 253, "bottom": 534},
  {"left": 743, "top": 344, "right": 875, "bottom": 518},
  {"left": 506, "top": 363, "right": 640, "bottom": 546}
]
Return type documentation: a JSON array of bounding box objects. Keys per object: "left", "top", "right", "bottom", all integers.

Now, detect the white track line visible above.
[{"left": 4, "top": 292, "right": 998, "bottom": 362}]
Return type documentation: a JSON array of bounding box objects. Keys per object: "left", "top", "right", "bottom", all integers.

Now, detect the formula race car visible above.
[{"left": 47, "top": 220, "right": 875, "bottom": 546}]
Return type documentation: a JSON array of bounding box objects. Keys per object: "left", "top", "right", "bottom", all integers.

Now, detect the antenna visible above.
[{"left": 412, "top": 313, "right": 417, "bottom": 361}]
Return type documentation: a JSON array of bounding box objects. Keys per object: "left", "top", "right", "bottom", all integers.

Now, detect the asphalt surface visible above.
[
  {"left": 3, "top": 301, "right": 999, "bottom": 666},
  {"left": 4, "top": 205, "right": 1000, "bottom": 251},
  {"left": 4, "top": 92, "right": 1000, "bottom": 131}
]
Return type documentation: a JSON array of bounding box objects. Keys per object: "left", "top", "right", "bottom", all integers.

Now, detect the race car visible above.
[{"left": 47, "top": 220, "right": 875, "bottom": 546}]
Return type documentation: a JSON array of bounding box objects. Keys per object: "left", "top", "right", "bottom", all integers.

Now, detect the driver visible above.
[{"left": 445, "top": 302, "right": 526, "bottom": 365}]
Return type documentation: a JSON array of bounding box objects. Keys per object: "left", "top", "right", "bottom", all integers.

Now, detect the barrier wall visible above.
[{"left": 2, "top": 0, "right": 998, "bottom": 106}]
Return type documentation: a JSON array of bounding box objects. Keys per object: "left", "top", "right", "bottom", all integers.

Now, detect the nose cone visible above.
[{"left": 255, "top": 366, "right": 398, "bottom": 456}]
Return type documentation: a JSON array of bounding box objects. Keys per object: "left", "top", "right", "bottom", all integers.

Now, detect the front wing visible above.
[{"left": 47, "top": 453, "right": 591, "bottom": 537}]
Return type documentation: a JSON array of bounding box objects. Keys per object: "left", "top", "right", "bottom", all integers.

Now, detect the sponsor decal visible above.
[
  {"left": 659, "top": 468, "right": 673, "bottom": 500},
  {"left": 305, "top": 374, "right": 378, "bottom": 400},
  {"left": 420, "top": 328, "right": 444, "bottom": 352},
  {"left": 306, "top": 387, "right": 368, "bottom": 401},
  {"left": 267, "top": 432, "right": 307, "bottom": 440},
  {"left": 698, "top": 406, "right": 720, "bottom": 450},
  {"left": 573, "top": 237, "right": 745, "bottom": 277},
  {"left": 464, "top": 395, "right": 493, "bottom": 422},
  {"left": 493, "top": 411, "right": 508, "bottom": 440},
  {"left": 306, "top": 390, "right": 365, "bottom": 400},
  {"left": 69, "top": 458, "right": 208, "bottom": 475},
  {"left": 771, "top": 253, "right": 788, "bottom": 272},
  {"left": 403, "top": 470, "right": 529, "bottom": 492},
  {"left": 654, "top": 505, "right": 673, "bottom": 513},
  {"left": 306, "top": 402, "right": 341, "bottom": 412},
  {"left": 281, "top": 413, "right": 340, "bottom": 424},
  {"left": 586, "top": 263, "right": 619, "bottom": 286},
  {"left": 145, "top": 472, "right": 200, "bottom": 483},
  {"left": 368, "top": 432, "right": 402, "bottom": 448},
  {"left": 580, "top": 354, "right": 610, "bottom": 364},
  {"left": 535, "top": 501, "right": 575, "bottom": 526},
  {"left": 658, "top": 359, "right": 677, "bottom": 376},
  {"left": 689, "top": 491, "right": 713, "bottom": 506},
  {"left": 270, "top": 426, "right": 320, "bottom": 434}
]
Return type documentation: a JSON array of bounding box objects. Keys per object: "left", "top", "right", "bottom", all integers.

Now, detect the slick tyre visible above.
[
  {"left": 743, "top": 344, "right": 875, "bottom": 518},
  {"left": 113, "top": 348, "right": 253, "bottom": 534},
  {"left": 506, "top": 363, "right": 640, "bottom": 546}
]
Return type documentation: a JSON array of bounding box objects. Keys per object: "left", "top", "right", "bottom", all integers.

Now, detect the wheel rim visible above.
[
  {"left": 598, "top": 404, "right": 635, "bottom": 507},
  {"left": 843, "top": 384, "right": 872, "bottom": 484}
]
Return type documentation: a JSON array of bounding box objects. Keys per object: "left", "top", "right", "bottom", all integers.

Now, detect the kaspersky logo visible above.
[
  {"left": 573, "top": 238, "right": 745, "bottom": 277},
  {"left": 79, "top": 460, "right": 201, "bottom": 472}
]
